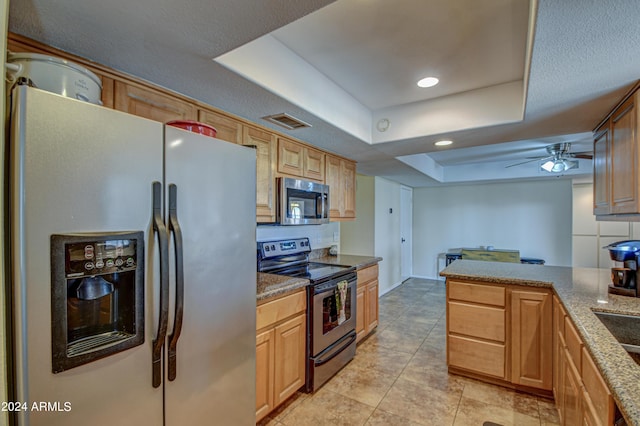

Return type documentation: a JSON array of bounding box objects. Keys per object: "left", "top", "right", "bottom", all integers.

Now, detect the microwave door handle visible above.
[
  {"left": 151, "top": 181, "right": 170, "bottom": 388},
  {"left": 167, "top": 184, "right": 184, "bottom": 382}
]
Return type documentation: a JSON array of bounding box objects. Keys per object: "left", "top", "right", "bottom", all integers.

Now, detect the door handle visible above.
[
  {"left": 167, "top": 184, "right": 184, "bottom": 382},
  {"left": 151, "top": 182, "right": 169, "bottom": 388},
  {"left": 401, "top": 238, "right": 406, "bottom": 243}
]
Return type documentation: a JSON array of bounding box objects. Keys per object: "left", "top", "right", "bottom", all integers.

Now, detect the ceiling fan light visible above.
[
  {"left": 551, "top": 159, "right": 566, "bottom": 172},
  {"left": 541, "top": 160, "right": 555, "bottom": 172}
]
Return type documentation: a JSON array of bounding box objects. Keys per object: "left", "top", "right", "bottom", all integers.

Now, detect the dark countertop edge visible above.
[
  {"left": 256, "top": 273, "right": 309, "bottom": 303},
  {"left": 440, "top": 260, "right": 640, "bottom": 426}
]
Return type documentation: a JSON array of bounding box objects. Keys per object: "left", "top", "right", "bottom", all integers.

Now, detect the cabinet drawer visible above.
[
  {"left": 448, "top": 302, "right": 505, "bottom": 342},
  {"left": 581, "top": 347, "right": 614, "bottom": 426},
  {"left": 257, "top": 290, "right": 306, "bottom": 330},
  {"left": 357, "top": 264, "right": 378, "bottom": 285},
  {"left": 448, "top": 335, "right": 505, "bottom": 378},
  {"left": 564, "top": 316, "right": 583, "bottom": 372},
  {"left": 449, "top": 280, "right": 505, "bottom": 306}
]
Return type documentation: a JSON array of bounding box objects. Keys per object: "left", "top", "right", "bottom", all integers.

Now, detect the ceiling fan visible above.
[{"left": 506, "top": 143, "right": 593, "bottom": 172}]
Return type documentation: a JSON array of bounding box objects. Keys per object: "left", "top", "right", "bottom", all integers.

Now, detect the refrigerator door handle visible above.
[
  {"left": 167, "top": 183, "right": 184, "bottom": 381},
  {"left": 151, "top": 181, "right": 170, "bottom": 388}
]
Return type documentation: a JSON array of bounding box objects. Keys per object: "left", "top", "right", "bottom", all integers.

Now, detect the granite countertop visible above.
[
  {"left": 312, "top": 254, "right": 383, "bottom": 270},
  {"left": 440, "top": 259, "right": 640, "bottom": 426},
  {"left": 256, "top": 273, "right": 309, "bottom": 303}
]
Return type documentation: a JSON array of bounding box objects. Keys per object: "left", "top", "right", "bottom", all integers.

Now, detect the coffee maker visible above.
[{"left": 605, "top": 240, "right": 640, "bottom": 297}]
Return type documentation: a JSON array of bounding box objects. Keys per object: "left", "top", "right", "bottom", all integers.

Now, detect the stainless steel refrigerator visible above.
[{"left": 7, "top": 86, "right": 257, "bottom": 425}]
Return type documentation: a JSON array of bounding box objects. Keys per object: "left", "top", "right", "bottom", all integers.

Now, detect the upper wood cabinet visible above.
[
  {"left": 198, "top": 109, "right": 243, "bottom": 144},
  {"left": 8, "top": 33, "right": 358, "bottom": 222},
  {"left": 277, "top": 137, "right": 325, "bottom": 182},
  {"left": 594, "top": 84, "right": 640, "bottom": 218},
  {"left": 114, "top": 81, "right": 197, "bottom": 122},
  {"left": 593, "top": 126, "right": 610, "bottom": 215},
  {"left": 243, "top": 126, "right": 277, "bottom": 223},
  {"left": 326, "top": 154, "right": 356, "bottom": 221}
]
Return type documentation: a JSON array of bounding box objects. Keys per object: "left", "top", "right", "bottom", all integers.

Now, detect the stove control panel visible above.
[{"left": 258, "top": 237, "right": 312, "bottom": 258}]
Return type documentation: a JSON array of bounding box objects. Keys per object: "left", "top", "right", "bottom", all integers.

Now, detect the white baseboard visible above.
[
  {"left": 403, "top": 274, "right": 445, "bottom": 281},
  {"left": 378, "top": 280, "right": 403, "bottom": 297}
]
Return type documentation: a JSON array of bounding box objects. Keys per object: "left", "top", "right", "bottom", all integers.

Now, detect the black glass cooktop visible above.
[{"left": 272, "top": 262, "right": 354, "bottom": 283}]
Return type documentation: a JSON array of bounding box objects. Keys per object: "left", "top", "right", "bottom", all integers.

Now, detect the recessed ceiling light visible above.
[
  {"left": 417, "top": 77, "right": 439, "bottom": 88},
  {"left": 434, "top": 140, "right": 452, "bottom": 146}
]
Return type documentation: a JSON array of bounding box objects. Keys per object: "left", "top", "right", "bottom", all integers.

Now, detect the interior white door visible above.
[{"left": 400, "top": 186, "right": 413, "bottom": 281}]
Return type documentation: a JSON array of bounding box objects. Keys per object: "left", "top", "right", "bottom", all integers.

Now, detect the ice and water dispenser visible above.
[{"left": 50, "top": 232, "right": 145, "bottom": 373}]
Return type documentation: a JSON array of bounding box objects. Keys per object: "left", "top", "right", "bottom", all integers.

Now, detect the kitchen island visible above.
[{"left": 440, "top": 259, "right": 640, "bottom": 426}]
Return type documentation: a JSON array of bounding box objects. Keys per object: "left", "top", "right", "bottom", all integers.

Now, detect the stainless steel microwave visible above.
[{"left": 277, "top": 177, "right": 330, "bottom": 225}]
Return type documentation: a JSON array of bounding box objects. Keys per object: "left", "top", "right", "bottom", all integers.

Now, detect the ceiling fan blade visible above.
[
  {"left": 505, "top": 155, "right": 552, "bottom": 168},
  {"left": 572, "top": 153, "right": 593, "bottom": 159}
]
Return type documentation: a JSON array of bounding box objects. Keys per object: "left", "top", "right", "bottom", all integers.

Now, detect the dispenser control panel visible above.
[{"left": 65, "top": 239, "right": 138, "bottom": 277}]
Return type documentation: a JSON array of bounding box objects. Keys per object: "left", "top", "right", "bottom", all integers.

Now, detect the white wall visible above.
[
  {"left": 572, "top": 182, "right": 634, "bottom": 268},
  {"left": 341, "top": 174, "right": 375, "bottom": 256},
  {"left": 341, "top": 175, "right": 403, "bottom": 296},
  {"left": 374, "top": 177, "right": 402, "bottom": 295},
  {"left": 413, "top": 179, "right": 573, "bottom": 279}
]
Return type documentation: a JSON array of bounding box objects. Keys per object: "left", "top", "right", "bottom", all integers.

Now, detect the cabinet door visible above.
[
  {"left": 278, "top": 137, "right": 304, "bottom": 177},
  {"left": 304, "top": 147, "right": 325, "bottom": 181},
  {"left": 552, "top": 296, "right": 566, "bottom": 402},
  {"left": 198, "top": 109, "right": 243, "bottom": 144},
  {"left": 610, "top": 96, "right": 638, "bottom": 214},
  {"left": 244, "top": 126, "right": 276, "bottom": 222},
  {"left": 355, "top": 285, "right": 366, "bottom": 343},
  {"left": 256, "top": 329, "right": 275, "bottom": 422},
  {"left": 274, "top": 314, "right": 306, "bottom": 405},
  {"left": 366, "top": 279, "right": 379, "bottom": 333},
  {"left": 562, "top": 348, "right": 583, "bottom": 426},
  {"left": 593, "top": 126, "right": 610, "bottom": 215},
  {"left": 114, "top": 81, "right": 197, "bottom": 122},
  {"left": 342, "top": 160, "right": 357, "bottom": 219},
  {"left": 582, "top": 347, "right": 614, "bottom": 426},
  {"left": 511, "top": 289, "right": 552, "bottom": 390},
  {"left": 326, "top": 155, "right": 343, "bottom": 218}
]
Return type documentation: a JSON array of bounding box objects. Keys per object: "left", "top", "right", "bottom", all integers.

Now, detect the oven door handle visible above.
[
  {"left": 314, "top": 331, "right": 357, "bottom": 367},
  {"left": 313, "top": 275, "right": 356, "bottom": 296}
]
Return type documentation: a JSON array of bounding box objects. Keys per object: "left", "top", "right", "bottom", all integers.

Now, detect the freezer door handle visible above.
[
  {"left": 151, "top": 181, "right": 170, "bottom": 388},
  {"left": 167, "top": 184, "right": 184, "bottom": 382}
]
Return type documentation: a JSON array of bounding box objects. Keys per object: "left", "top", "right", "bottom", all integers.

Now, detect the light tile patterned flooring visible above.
[{"left": 258, "top": 278, "right": 561, "bottom": 426}]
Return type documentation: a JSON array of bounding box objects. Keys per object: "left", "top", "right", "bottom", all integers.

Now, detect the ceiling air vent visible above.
[{"left": 262, "top": 113, "right": 311, "bottom": 130}]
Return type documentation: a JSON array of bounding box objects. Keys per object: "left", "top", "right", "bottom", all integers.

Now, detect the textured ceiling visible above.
[{"left": 7, "top": 0, "right": 640, "bottom": 187}]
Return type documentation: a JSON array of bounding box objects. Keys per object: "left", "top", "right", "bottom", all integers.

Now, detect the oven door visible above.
[{"left": 311, "top": 272, "right": 357, "bottom": 356}]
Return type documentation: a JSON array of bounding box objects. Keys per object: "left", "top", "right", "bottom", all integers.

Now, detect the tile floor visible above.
[{"left": 258, "top": 278, "right": 561, "bottom": 426}]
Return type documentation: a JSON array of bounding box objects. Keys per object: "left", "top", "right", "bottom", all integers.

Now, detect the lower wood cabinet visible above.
[
  {"left": 255, "top": 289, "right": 306, "bottom": 422},
  {"left": 356, "top": 264, "right": 379, "bottom": 343},
  {"left": 553, "top": 297, "right": 615, "bottom": 426},
  {"left": 446, "top": 279, "right": 552, "bottom": 391},
  {"left": 511, "top": 289, "right": 552, "bottom": 390}
]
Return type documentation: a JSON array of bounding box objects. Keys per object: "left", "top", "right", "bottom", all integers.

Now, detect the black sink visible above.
[{"left": 593, "top": 311, "right": 640, "bottom": 364}]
